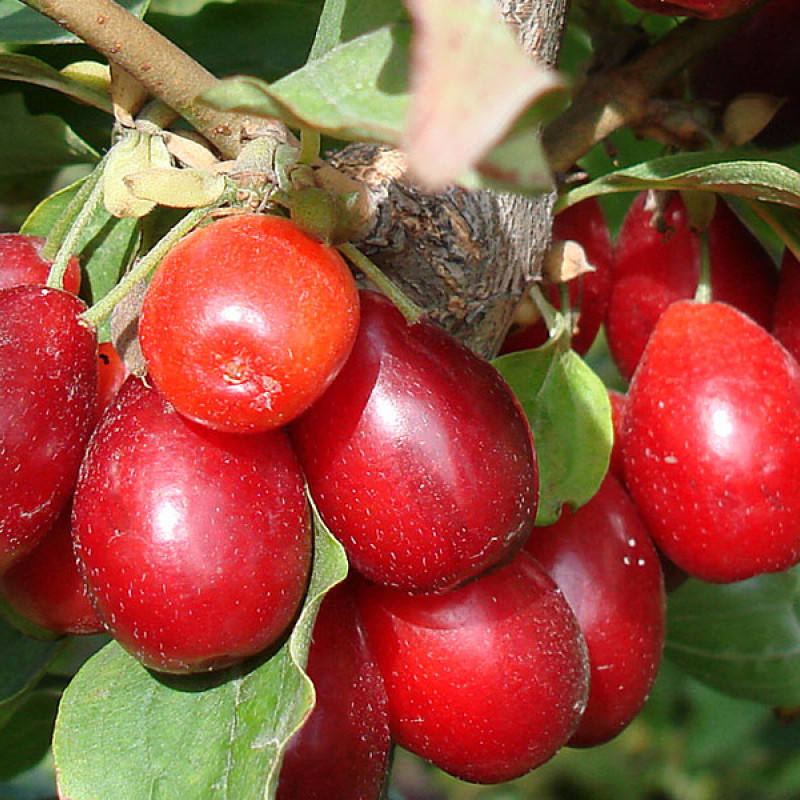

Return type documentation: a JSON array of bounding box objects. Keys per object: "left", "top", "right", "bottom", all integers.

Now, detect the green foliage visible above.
[
  {"left": 493, "top": 342, "right": 613, "bottom": 525},
  {"left": 666, "top": 569, "right": 800, "bottom": 706}
]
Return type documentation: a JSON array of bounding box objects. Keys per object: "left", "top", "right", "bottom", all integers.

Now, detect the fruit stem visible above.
[
  {"left": 694, "top": 229, "right": 712, "bottom": 304},
  {"left": 298, "top": 128, "right": 321, "bottom": 166},
  {"left": 41, "top": 164, "right": 104, "bottom": 264},
  {"left": 338, "top": 243, "right": 425, "bottom": 324},
  {"left": 80, "top": 203, "right": 214, "bottom": 329},
  {"left": 46, "top": 166, "right": 106, "bottom": 291}
]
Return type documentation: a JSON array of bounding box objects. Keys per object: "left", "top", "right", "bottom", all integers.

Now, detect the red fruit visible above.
[
  {"left": 277, "top": 581, "right": 391, "bottom": 800},
  {"left": 291, "top": 290, "right": 538, "bottom": 593},
  {"left": 139, "top": 214, "right": 360, "bottom": 433},
  {"left": 0, "top": 286, "right": 97, "bottom": 572},
  {"left": 622, "top": 300, "right": 800, "bottom": 583},
  {"left": 356, "top": 552, "right": 589, "bottom": 784},
  {"left": 772, "top": 249, "right": 800, "bottom": 363},
  {"left": 72, "top": 377, "right": 311, "bottom": 673},
  {"left": 606, "top": 193, "right": 777, "bottom": 380},
  {"left": 0, "top": 507, "right": 103, "bottom": 636},
  {"left": 608, "top": 389, "right": 628, "bottom": 484},
  {"left": 501, "top": 198, "right": 613, "bottom": 355},
  {"left": 96, "top": 341, "right": 128, "bottom": 418},
  {"left": 691, "top": 0, "right": 800, "bottom": 147},
  {"left": 525, "top": 475, "right": 665, "bottom": 748},
  {"left": 626, "top": 0, "right": 755, "bottom": 18},
  {"left": 0, "top": 233, "right": 80, "bottom": 294}
]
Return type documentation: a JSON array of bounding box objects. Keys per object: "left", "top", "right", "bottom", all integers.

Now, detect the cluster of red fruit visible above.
[
  {"left": 509, "top": 190, "right": 800, "bottom": 588},
  {"left": 0, "top": 209, "right": 672, "bottom": 794}
]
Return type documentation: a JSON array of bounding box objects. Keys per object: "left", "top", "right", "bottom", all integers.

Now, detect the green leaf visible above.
[
  {"left": 203, "top": 24, "right": 410, "bottom": 144},
  {"left": 493, "top": 344, "right": 612, "bottom": 526},
  {"left": 0, "top": 93, "right": 98, "bottom": 177},
  {"left": 0, "top": 615, "right": 64, "bottom": 709},
  {"left": 558, "top": 150, "right": 800, "bottom": 212},
  {"left": 0, "top": 690, "right": 60, "bottom": 781},
  {"left": 149, "top": 1, "right": 322, "bottom": 83},
  {"left": 309, "top": 0, "right": 406, "bottom": 60},
  {"left": 473, "top": 125, "right": 553, "bottom": 195},
  {"left": 665, "top": 568, "right": 800, "bottom": 706},
  {"left": 53, "top": 505, "right": 348, "bottom": 800},
  {"left": 21, "top": 177, "right": 141, "bottom": 338},
  {"left": 0, "top": 53, "right": 111, "bottom": 112},
  {"left": 0, "top": 0, "right": 150, "bottom": 44}
]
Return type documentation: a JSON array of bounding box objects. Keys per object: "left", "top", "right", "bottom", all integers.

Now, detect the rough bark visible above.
[{"left": 333, "top": 0, "right": 570, "bottom": 358}]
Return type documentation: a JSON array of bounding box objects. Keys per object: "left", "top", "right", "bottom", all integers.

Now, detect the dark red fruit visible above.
[
  {"left": 72, "top": 377, "right": 311, "bottom": 673},
  {"left": 277, "top": 581, "right": 391, "bottom": 800},
  {"left": 139, "top": 214, "right": 360, "bottom": 433},
  {"left": 772, "top": 249, "right": 800, "bottom": 363},
  {"left": 626, "top": 0, "right": 755, "bottom": 18},
  {"left": 356, "top": 551, "right": 588, "bottom": 784},
  {"left": 0, "top": 286, "right": 97, "bottom": 573},
  {"left": 0, "top": 507, "right": 103, "bottom": 636},
  {"left": 622, "top": 301, "right": 800, "bottom": 583},
  {"left": 608, "top": 389, "right": 628, "bottom": 484},
  {"left": 291, "top": 290, "right": 538, "bottom": 594},
  {"left": 0, "top": 233, "right": 80, "bottom": 294},
  {"left": 502, "top": 198, "right": 613, "bottom": 356},
  {"left": 691, "top": 0, "right": 800, "bottom": 147},
  {"left": 606, "top": 193, "right": 777, "bottom": 380},
  {"left": 525, "top": 475, "right": 665, "bottom": 748}
]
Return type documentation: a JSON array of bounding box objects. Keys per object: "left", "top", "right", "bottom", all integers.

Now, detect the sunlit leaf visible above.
[{"left": 493, "top": 343, "right": 612, "bottom": 525}]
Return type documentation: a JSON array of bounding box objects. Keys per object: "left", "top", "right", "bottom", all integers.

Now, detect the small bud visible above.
[{"left": 723, "top": 92, "right": 785, "bottom": 147}]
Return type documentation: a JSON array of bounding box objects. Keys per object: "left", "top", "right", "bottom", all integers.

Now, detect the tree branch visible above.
[
  {"left": 544, "top": 13, "right": 753, "bottom": 173},
  {"left": 19, "top": 0, "right": 267, "bottom": 158}
]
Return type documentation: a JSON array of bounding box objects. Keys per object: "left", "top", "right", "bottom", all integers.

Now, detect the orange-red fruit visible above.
[
  {"left": 0, "top": 233, "right": 81, "bottom": 294},
  {"left": 139, "top": 214, "right": 360, "bottom": 433}
]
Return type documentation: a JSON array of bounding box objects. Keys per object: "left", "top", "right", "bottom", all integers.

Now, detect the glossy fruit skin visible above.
[
  {"left": 691, "top": 0, "right": 800, "bottom": 147},
  {"left": 771, "top": 249, "right": 800, "bottom": 362},
  {"left": 501, "top": 198, "right": 613, "bottom": 356},
  {"left": 0, "top": 233, "right": 80, "bottom": 294},
  {"left": 606, "top": 193, "right": 777, "bottom": 380},
  {"left": 627, "top": 0, "right": 755, "bottom": 18},
  {"left": 277, "top": 580, "right": 391, "bottom": 800},
  {"left": 139, "top": 214, "right": 360, "bottom": 433},
  {"left": 525, "top": 475, "right": 666, "bottom": 748},
  {"left": 0, "top": 286, "right": 97, "bottom": 573},
  {"left": 72, "top": 376, "right": 312, "bottom": 673},
  {"left": 622, "top": 300, "right": 800, "bottom": 583},
  {"left": 0, "top": 506, "right": 103, "bottom": 636},
  {"left": 291, "top": 290, "right": 538, "bottom": 593},
  {"left": 356, "top": 551, "right": 588, "bottom": 784}
]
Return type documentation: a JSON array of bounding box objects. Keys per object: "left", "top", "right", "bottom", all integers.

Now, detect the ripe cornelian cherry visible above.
[
  {"left": 606, "top": 193, "right": 777, "bottom": 381},
  {"left": 0, "top": 506, "right": 103, "bottom": 636},
  {"left": 139, "top": 214, "right": 360, "bottom": 433},
  {"left": 356, "top": 552, "right": 588, "bottom": 784},
  {"left": 292, "top": 290, "right": 538, "bottom": 594},
  {"left": 72, "top": 376, "right": 312, "bottom": 673},
  {"left": 623, "top": 300, "right": 800, "bottom": 583},
  {"left": 526, "top": 475, "right": 666, "bottom": 748},
  {"left": 0, "top": 286, "right": 97, "bottom": 573},
  {"left": 0, "top": 233, "right": 80, "bottom": 294}
]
